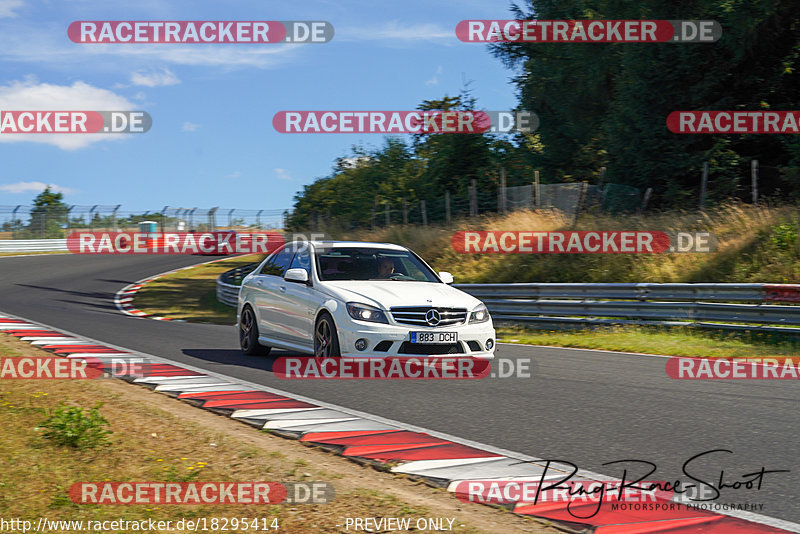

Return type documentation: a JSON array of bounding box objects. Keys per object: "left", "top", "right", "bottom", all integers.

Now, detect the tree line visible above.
[
  {"left": 289, "top": 0, "right": 800, "bottom": 229},
  {"left": 491, "top": 0, "right": 800, "bottom": 205},
  {"left": 288, "top": 95, "right": 539, "bottom": 229}
]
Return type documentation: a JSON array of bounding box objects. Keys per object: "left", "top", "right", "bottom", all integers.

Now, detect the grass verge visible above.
[
  {"left": 498, "top": 325, "right": 800, "bottom": 359},
  {"left": 0, "top": 334, "right": 558, "bottom": 534},
  {"left": 132, "top": 255, "right": 264, "bottom": 323}
]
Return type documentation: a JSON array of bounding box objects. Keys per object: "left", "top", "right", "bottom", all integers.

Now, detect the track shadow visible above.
[
  {"left": 53, "top": 299, "right": 122, "bottom": 314},
  {"left": 180, "top": 348, "right": 311, "bottom": 374},
  {"left": 16, "top": 283, "right": 111, "bottom": 301},
  {"left": 97, "top": 278, "right": 137, "bottom": 285}
]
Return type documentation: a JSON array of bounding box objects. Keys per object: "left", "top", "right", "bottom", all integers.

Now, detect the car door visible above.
[
  {"left": 252, "top": 244, "right": 296, "bottom": 341},
  {"left": 276, "top": 245, "right": 318, "bottom": 349}
]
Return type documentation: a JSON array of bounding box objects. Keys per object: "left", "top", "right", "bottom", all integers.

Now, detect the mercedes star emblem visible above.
[{"left": 425, "top": 309, "right": 441, "bottom": 326}]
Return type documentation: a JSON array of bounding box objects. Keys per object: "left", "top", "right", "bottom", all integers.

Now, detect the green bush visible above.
[
  {"left": 770, "top": 221, "right": 799, "bottom": 251},
  {"left": 38, "top": 403, "right": 111, "bottom": 449}
]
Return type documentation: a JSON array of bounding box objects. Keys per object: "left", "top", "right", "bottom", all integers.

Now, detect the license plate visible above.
[{"left": 410, "top": 332, "right": 458, "bottom": 344}]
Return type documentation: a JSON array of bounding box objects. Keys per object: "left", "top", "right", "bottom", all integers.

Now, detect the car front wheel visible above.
[
  {"left": 240, "top": 306, "right": 271, "bottom": 356},
  {"left": 314, "top": 312, "right": 340, "bottom": 359}
]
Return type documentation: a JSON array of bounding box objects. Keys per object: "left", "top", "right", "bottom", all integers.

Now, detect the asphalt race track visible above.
[{"left": 1, "top": 254, "right": 799, "bottom": 525}]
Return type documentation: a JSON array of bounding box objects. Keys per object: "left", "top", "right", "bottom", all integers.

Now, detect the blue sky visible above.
[{"left": 0, "top": 0, "right": 520, "bottom": 212}]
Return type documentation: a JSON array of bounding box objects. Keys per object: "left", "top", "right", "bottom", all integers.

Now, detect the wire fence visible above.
[
  {"left": 0, "top": 205, "right": 288, "bottom": 239},
  {"left": 1, "top": 180, "right": 645, "bottom": 239},
  {"left": 305, "top": 181, "right": 645, "bottom": 231}
]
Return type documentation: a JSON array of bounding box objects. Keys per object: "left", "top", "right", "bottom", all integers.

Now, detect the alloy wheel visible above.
[
  {"left": 315, "top": 317, "right": 331, "bottom": 359},
  {"left": 240, "top": 308, "right": 254, "bottom": 351}
]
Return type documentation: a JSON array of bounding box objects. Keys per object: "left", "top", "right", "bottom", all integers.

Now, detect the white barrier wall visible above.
[{"left": 0, "top": 239, "right": 68, "bottom": 252}]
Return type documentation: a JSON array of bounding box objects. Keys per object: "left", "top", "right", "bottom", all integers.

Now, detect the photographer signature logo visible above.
[{"left": 456, "top": 449, "right": 788, "bottom": 519}]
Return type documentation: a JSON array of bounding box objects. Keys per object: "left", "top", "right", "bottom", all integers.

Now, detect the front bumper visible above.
[{"left": 336, "top": 319, "right": 496, "bottom": 359}]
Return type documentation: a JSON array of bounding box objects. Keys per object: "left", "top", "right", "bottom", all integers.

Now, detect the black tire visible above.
[
  {"left": 314, "top": 312, "right": 340, "bottom": 359},
  {"left": 240, "top": 305, "right": 271, "bottom": 356}
]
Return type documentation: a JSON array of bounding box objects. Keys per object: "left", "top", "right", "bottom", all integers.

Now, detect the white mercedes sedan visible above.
[{"left": 237, "top": 241, "right": 495, "bottom": 359}]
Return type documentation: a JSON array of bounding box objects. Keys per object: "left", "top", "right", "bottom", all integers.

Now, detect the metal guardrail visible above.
[
  {"left": 480, "top": 299, "right": 800, "bottom": 323},
  {"left": 216, "top": 267, "right": 800, "bottom": 334},
  {"left": 216, "top": 263, "right": 259, "bottom": 307},
  {"left": 455, "top": 283, "right": 800, "bottom": 335},
  {"left": 0, "top": 239, "right": 68, "bottom": 252},
  {"left": 455, "top": 283, "right": 768, "bottom": 302}
]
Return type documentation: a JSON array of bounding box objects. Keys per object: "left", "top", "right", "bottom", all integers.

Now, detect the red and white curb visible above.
[
  {"left": 1, "top": 312, "right": 798, "bottom": 534},
  {"left": 114, "top": 257, "right": 235, "bottom": 321}
]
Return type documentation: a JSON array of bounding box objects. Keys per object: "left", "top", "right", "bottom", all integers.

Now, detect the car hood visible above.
[{"left": 320, "top": 280, "right": 482, "bottom": 310}]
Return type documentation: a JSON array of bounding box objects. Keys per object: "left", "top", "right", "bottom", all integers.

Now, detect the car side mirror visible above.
[
  {"left": 439, "top": 271, "right": 454, "bottom": 284},
  {"left": 284, "top": 268, "right": 309, "bottom": 284}
]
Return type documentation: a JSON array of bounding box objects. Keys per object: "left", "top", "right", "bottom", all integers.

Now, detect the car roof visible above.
[{"left": 286, "top": 240, "right": 408, "bottom": 252}]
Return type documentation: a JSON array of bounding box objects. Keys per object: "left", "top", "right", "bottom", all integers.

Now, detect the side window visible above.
[
  {"left": 260, "top": 246, "right": 295, "bottom": 277},
  {"left": 289, "top": 248, "right": 311, "bottom": 277}
]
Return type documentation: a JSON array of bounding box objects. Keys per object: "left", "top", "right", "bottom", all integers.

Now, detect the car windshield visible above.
[{"left": 315, "top": 247, "right": 439, "bottom": 282}]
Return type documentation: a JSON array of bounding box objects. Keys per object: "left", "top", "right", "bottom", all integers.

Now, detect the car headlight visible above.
[
  {"left": 469, "top": 303, "right": 490, "bottom": 323},
  {"left": 346, "top": 302, "right": 389, "bottom": 324}
]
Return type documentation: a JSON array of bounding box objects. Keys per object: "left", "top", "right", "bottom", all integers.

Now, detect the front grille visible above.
[
  {"left": 390, "top": 307, "right": 467, "bottom": 327},
  {"left": 466, "top": 341, "right": 482, "bottom": 352},
  {"left": 398, "top": 342, "right": 465, "bottom": 355}
]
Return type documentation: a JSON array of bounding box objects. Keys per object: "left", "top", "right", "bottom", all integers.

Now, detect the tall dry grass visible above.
[{"left": 335, "top": 202, "right": 800, "bottom": 283}]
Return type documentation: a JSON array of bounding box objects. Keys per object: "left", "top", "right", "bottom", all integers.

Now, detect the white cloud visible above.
[
  {"left": 182, "top": 121, "right": 200, "bottom": 132},
  {"left": 225, "top": 171, "right": 241, "bottom": 179},
  {"left": 0, "top": 181, "right": 76, "bottom": 194},
  {"left": 0, "top": 79, "right": 136, "bottom": 150},
  {"left": 130, "top": 67, "right": 180, "bottom": 87},
  {"left": 274, "top": 168, "right": 292, "bottom": 181},
  {"left": 0, "top": 0, "right": 24, "bottom": 18},
  {"left": 0, "top": 23, "right": 300, "bottom": 70},
  {"left": 128, "top": 45, "right": 297, "bottom": 68},
  {"left": 425, "top": 65, "right": 443, "bottom": 86}
]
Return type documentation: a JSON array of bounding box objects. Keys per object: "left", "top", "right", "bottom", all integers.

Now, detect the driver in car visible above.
[{"left": 377, "top": 257, "right": 395, "bottom": 278}]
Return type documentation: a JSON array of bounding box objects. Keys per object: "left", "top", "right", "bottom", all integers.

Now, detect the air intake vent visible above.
[
  {"left": 398, "top": 342, "right": 464, "bottom": 355},
  {"left": 374, "top": 341, "right": 393, "bottom": 352}
]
